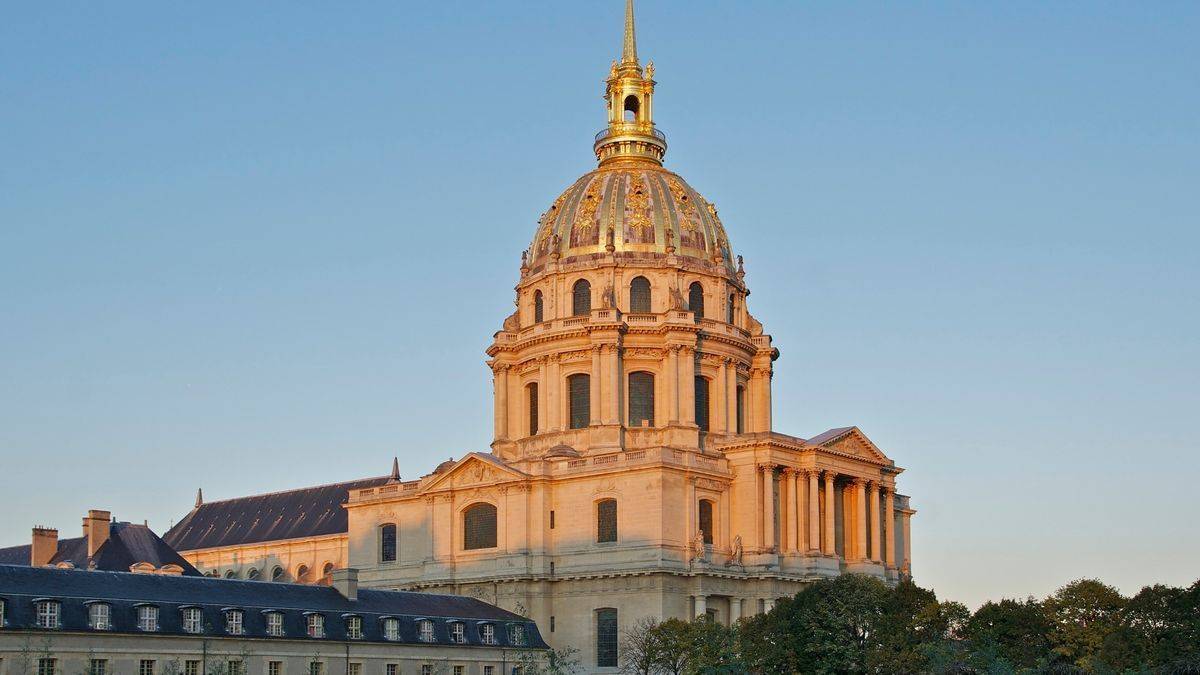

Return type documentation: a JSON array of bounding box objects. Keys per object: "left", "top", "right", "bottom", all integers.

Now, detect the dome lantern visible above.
[{"left": 594, "top": 0, "right": 667, "bottom": 167}]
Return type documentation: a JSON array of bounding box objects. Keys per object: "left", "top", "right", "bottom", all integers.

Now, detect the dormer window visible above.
[
  {"left": 346, "top": 615, "right": 362, "bottom": 640},
  {"left": 450, "top": 621, "right": 465, "bottom": 644},
  {"left": 225, "top": 609, "right": 244, "bottom": 635},
  {"left": 418, "top": 619, "right": 435, "bottom": 643},
  {"left": 306, "top": 613, "right": 325, "bottom": 639},
  {"left": 182, "top": 607, "right": 203, "bottom": 634},
  {"left": 265, "top": 611, "right": 284, "bottom": 637},
  {"left": 0, "top": 598, "right": 6, "bottom": 627},
  {"left": 137, "top": 605, "right": 159, "bottom": 632},
  {"left": 383, "top": 617, "right": 400, "bottom": 641},
  {"left": 481, "top": 623, "right": 497, "bottom": 645},
  {"left": 509, "top": 623, "right": 527, "bottom": 646},
  {"left": 36, "top": 600, "right": 60, "bottom": 629},
  {"left": 88, "top": 602, "right": 111, "bottom": 630}
]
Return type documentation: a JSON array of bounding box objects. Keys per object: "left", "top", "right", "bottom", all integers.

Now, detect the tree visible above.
[
  {"left": 1043, "top": 579, "right": 1126, "bottom": 671},
  {"left": 620, "top": 616, "right": 665, "bottom": 675},
  {"left": 963, "top": 597, "right": 1054, "bottom": 670},
  {"left": 513, "top": 645, "right": 581, "bottom": 675}
]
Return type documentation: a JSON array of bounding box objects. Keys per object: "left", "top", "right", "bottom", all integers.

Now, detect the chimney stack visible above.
[
  {"left": 331, "top": 568, "right": 358, "bottom": 601},
  {"left": 83, "top": 509, "right": 112, "bottom": 558},
  {"left": 31, "top": 527, "right": 58, "bottom": 566}
]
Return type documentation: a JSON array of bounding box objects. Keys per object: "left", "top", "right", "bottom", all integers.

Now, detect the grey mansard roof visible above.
[
  {"left": 163, "top": 476, "right": 393, "bottom": 551},
  {"left": 0, "top": 522, "right": 199, "bottom": 576},
  {"left": 0, "top": 565, "right": 546, "bottom": 648}
]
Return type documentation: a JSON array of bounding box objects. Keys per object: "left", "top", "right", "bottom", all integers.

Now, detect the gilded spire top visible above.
[{"left": 622, "top": 0, "right": 639, "bottom": 66}]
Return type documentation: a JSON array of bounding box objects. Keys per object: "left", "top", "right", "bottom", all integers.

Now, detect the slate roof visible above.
[
  {"left": 804, "top": 427, "right": 856, "bottom": 446},
  {"left": 0, "top": 564, "right": 546, "bottom": 648},
  {"left": 0, "top": 522, "right": 200, "bottom": 576},
  {"left": 163, "top": 476, "right": 393, "bottom": 552}
]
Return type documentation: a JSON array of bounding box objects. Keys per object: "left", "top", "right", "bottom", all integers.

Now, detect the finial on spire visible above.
[
  {"left": 195, "top": 488, "right": 203, "bottom": 509},
  {"left": 622, "top": 0, "right": 639, "bottom": 66},
  {"left": 390, "top": 457, "right": 401, "bottom": 482}
]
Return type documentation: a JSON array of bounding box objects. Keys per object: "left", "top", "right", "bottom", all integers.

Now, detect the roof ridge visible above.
[{"left": 195, "top": 474, "right": 391, "bottom": 507}]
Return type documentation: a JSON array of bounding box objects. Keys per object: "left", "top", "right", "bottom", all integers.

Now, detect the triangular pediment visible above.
[
  {"left": 420, "top": 453, "right": 527, "bottom": 493},
  {"left": 808, "top": 427, "right": 892, "bottom": 464}
]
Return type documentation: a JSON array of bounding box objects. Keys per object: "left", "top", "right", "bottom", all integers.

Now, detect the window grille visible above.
[
  {"left": 694, "top": 376, "right": 710, "bottom": 432},
  {"left": 629, "top": 276, "right": 651, "bottom": 313},
  {"left": 384, "top": 617, "right": 401, "bottom": 641},
  {"left": 463, "top": 503, "right": 498, "bottom": 550},
  {"left": 36, "top": 600, "right": 60, "bottom": 629},
  {"left": 699, "top": 500, "right": 714, "bottom": 544},
  {"left": 421, "top": 667, "right": 432, "bottom": 675},
  {"left": 89, "top": 661, "right": 107, "bottom": 675},
  {"left": 182, "top": 607, "right": 202, "bottom": 634},
  {"left": 527, "top": 383, "right": 539, "bottom": 435},
  {"left": 596, "top": 499, "right": 618, "bottom": 543},
  {"left": 386, "top": 666, "right": 398, "bottom": 675},
  {"left": 266, "top": 611, "right": 284, "bottom": 637},
  {"left": 596, "top": 609, "right": 619, "bottom": 667},
  {"left": 481, "top": 623, "right": 496, "bottom": 644},
  {"left": 510, "top": 623, "right": 526, "bottom": 646},
  {"left": 628, "top": 372, "right": 654, "bottom": 427},
  {"left": 307, "top": 614, "right": 325, "bottom": 638},
  {"left": 39, "top": 659, "right": 57, "bottom": 675},
  {"left": 568, "top": 374, "right": 590, "bottom": 429},
  {"left": 185, "top": 662, "right": 200, "bottom": 675},
  {"left": 380, "top": 523, "right": 397, "bottom": 563},
  {"left": 138, "top": 661, "right": 154, "bottom": 675},
  {"left": 453, "top": 667, "right": 464, "bottom": 675},
  {"left": 226, "top": 609, "right": 244, "bottom": 635},
  {"left": 347, "top": 616, "right": 363, "bottom": 639},
  {"left": 266, "top": 663, "right": 281, "bottom": 675},
  {"left": 137, "top": 605, "right": 158, "bottom": 632},
  {"left": 347, "top": 665, "right": 361, "bottom": 675},
  {"left": 688, "top": 282, "right": 705, "bottom": 318},
  {"left": 418, "top": 619, "right": 435, "bottom": 642},
  {"left": 227, "top": 662, "right": 244, "bottom": 675},
  {"left": 572, "top": 279, "right": 591, "bottom": 316},
  {"left": 450, "top": 621, "right": 466, "bottom": 644},
  {"left": 308, "top": 664, "right": 323, "bottom": 675}
]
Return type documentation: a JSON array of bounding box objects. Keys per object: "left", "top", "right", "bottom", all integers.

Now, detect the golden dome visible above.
[{"left": 527, "top": 166, "right": 734, "bottom": 274}]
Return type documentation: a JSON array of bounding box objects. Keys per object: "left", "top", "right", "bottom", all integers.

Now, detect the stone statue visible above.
[
  {"left": 669, "top": 286, "right": 683, "bottom": 310},
  {"left": 728, "top": 535, "right": 743, "bottom": 566},
  {"left": 690, "top": 529, "right": 707, "bottom": 563},
  {"left": 737, "top": 255, "right": 745, "bottom": 276},
  {"left": 602, "top": 283, "right": 615, "bottom": 309},
  {"left": 645, "top": 60, "right": 655, "bottom": 79},
  {"left": 664, "top": 227, "right": 675, "bottom": 253},
  {"left": 609, "top": 60, "right": 619, "bottom": 79},
  {"left": 520, "top": 250, "right": 529, "bottom": 268},
  {"left": 605, "top": 225, "right": 616, "bottom": 252}
]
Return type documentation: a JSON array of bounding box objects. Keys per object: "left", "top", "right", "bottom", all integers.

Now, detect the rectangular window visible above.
[
  {"left": 385, "top": 666, "right": 398, "bottom": 675},
  {"left": 484, "top": 668, "right": 495, "bottom": 675},
  {"left": 528, "top": 383, "right": 539, "bottom": 435},
  {"left": 596, "top": 608, "right": 618, "bottom": 668},
  {"left": 307, "top": 614, "right": 325, "bottom": 638},
  {"left": 36, "top": 600, "right": 59, "bottom": 629},
  {"left": 346, "top": 615, "right": 363, "bottom": 639},
  {"left": 266, "top": 611, "right": 284, "bottom": 636},
  {"left": 226, "top": 609, "right": 244, "bottom": 635},
  {"left": 38, "top": 659, "right": 56, "bottom": 675},
  {"left": 267, "top": 663, "right": 282, "bottom": 675},
  {"left": 89, "top": 603, "right": 111, "bottom": 630},
  {"left": 227, "top": 662, "right": 244, "bottom": 675},
  {"left": 137, "top": 605, "right": 159, "bottom": 632},
  {"left": 694, "top": 376, "right": 710, "bottom": 432},
  {"left": 628, "top": 372, "right": 655, "bottom": 427},
  {"left": 419, "top": 619, "right": 435, "bottom": 643},
  {"left": 380, "top": 524, "right": 397, "bottom": 563},
  {"left": 139, "top": 661, "right": 155, "bottom": 675},
  {"left": 736, "top": 386, "right": 745, "bottom": 434},
  {"left": 698, "top": 500, "right": 714, "bottom": 544},
  {"left": 452, "top": 667, "right": 464, "bottom": 675},
  {"left": 421, "top": 667, "right": 432, "bottom": 675},
  {"left": 596, "top": 499, "right": 618, "bottom": 543},
  {"left": 347, "top": 665, "right": 361, "bottom": 675},
  {"left": 481, "top": 623, "right": 496, "bottom": 645},
  {"left": 509, "top": 623, "right": 526, "bottom": 646},
  {"left": 550, "top": 510, "right": 555, "bottom": 529},
  {"left": 568, "top": 374, "right": 590, "bottom": 429},
  {"left": 89, "top": 660, "right": 107, "bottom": 675},
  {"left": 183, "top": 607, "right": 203, "bottom": 634},
  {"left": 184, "top": 661, "right": 200, "bottom": 675},
  {"left": 450, "top": 621, "right": 465, "bottom": 644},
  {"left": 384, "top": 617, "right": 401, "bottom": 641},
  {"left": 308, "top": 664, "right": 323, "bottom": 675}
]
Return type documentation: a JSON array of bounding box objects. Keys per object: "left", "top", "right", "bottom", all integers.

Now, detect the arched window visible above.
[
  {"left": 224, "top": 570, "right": 237, "bottom": 579},
  {"left": 568, "top": 374, "right": 591, "bottom": 429},
  {"left": 246, "top": 568, "right": 260, "bottom": 581},
  {"left": 736, "top": 385, "right": 746, "bottom": 434},
  {"left": 463, "top": 503, "right": 498, "bottom": 550},
  {"left": 596, "top": 608, "right": 619, "bottom": 668},
  {"left": 699, "top": 499, "right": 714, "bottom": 544},
  {"left": 688, "top": 282, "right": 705, "bottom": 318},
  {"left": 572, "top": 279, "right": 591, "bottom": 316},
  {"left": 295, "top": 564, "right": 309, "bottom": 583},
  {"left": 695, "top": 376, "right": 710, "bottom": 432},
  {"left": 271, "top": 566, "right": 284, "bottom": 582},
  {"left": 322, "top": 562, "right": 334, "bottom": 581},
  {"left": 596, "top": 499, "right": 617, "bottom": 543},
  {"left": 623, "top": 95, "right": 639, "bottom": 122},
  {"left": 533, "top": 290, "right": 544, "bottom": 323},
  {"left": 527, "top": 382, "right": 539, "bottom": 435},
  {"left": 629, "top": 276, "right": 652, "bottom": 313},
  {"left": 727, "top": 293, "right": 736, "bottom": 323},
  {"left": 380, "top": 523, "right": 397, "bottom": 563},
  {"left": 628, "top": 372, "right": 655, "bottom": 427}
]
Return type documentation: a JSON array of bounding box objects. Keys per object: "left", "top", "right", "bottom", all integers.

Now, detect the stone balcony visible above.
[{"left": 491, "top": 308, "right": 757, "bottom": 352}]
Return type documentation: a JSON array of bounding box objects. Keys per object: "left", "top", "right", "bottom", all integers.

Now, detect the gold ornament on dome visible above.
[
  {"left": 625, "top": 173, "right": 654, "bottom": 239},
  {"left": 669, "top": 177, "right": 706, "bottom": 250},
  {"left": 571, "top": 178, "right": 603, "bottom": 247}
]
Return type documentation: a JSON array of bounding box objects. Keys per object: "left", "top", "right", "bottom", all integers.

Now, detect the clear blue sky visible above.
[{"left": 1, "top": 2, "right": 1197, "bottom": 609}]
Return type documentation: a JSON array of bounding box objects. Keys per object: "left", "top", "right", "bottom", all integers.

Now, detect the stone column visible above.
[
  {"left": 729, "top": 598, "right": 742, "bottom": 624},
  {"left": 493, "top": 364, "right": 509, "bottom": 441},
  {"left": 902, "top": 511, "right": 913, "bottom": 575},
  {"left": 680, "top": 346, "right": 696, "bottom": 425},
  {"left": 666, "top": 346, "right": 679, "bottom": 424},
  {"left": 590, "top": 347, "right": 602, "bottom": 424},
  {"left": 884, "top": 486, "right": 896, "bottom": 568},
  {"left": 724, "top": 359, "right": 738, "bottom": 433},
  {"left": 761, "top": 465, "right": 776, "bottom": 552},
  {"left": 694, "top": 595, "right": 707, "bottom": 620},
  {"left": 806, "top": 469, "right": 821, "bottom": 552},
  {"left": 713, "top": 359, "right": 728, "bottom": 434},
  {"left": 788, "top": 469, "right": 800, "bottom": 553},
  {"left": 822, "top": 471, "right": 836, "bottom": 556},
  {"left": 537, "top": 357, "right": 549, "bottom": 433},
  {"left": 607, "top": 344, "right": 621, "bottom": 425},
  {"left": 547, "top": 356, "right": 560, "bottom": 431},
  {"left": 869, "top": 481, "right": 882, "bottom": 563},
  {"left": 763, "top": 597, "right": 775, "bottom": 613},
  {"left": 854, "top": 479, "right": 867, "bottom": 562}
]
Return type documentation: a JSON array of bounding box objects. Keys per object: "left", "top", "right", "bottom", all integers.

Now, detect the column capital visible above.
[
  {"left": 849, "top": 476, "right": 867, "bottom": 488},
  {"left": 800, "top": 468, "right": 821, "bottom": 480},
  {"left": 822, "top": 469, "right": 838, "bottom": 482},
  {"left": 758, "top": 462, "right": 778, "bottom": 474},
  {"left": 780, "top": 466, "right": 798, "bottom": 477}
]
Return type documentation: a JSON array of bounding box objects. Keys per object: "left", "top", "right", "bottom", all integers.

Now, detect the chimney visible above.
[
  {"left": 31, "top": 527, "right": 58, "bottom": 566},
  {"left": 331, "top": 568, "right": 358, "bottom": 601},
  {"left": 83, "top": 509, "right": 112, "bottom": 558}
]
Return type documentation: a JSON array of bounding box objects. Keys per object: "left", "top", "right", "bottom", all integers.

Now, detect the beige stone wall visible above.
[{"left": 181, "top": 535, "right": 347, "bottom": 584}]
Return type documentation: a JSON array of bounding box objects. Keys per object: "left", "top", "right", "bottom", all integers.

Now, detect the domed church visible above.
[{"left": 165, "top": 2, "right": 914, "bottom": 670}]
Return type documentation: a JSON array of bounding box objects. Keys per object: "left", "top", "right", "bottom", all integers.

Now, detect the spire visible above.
[
  {"left": 194, "top": 488, "right": 203, "bottom": 509},
  {"left": 622, "top": 0, "right": 639, "bottom": 66},
  {"left": 390, "top": 457, "right": 401, "bottom": 482}
]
